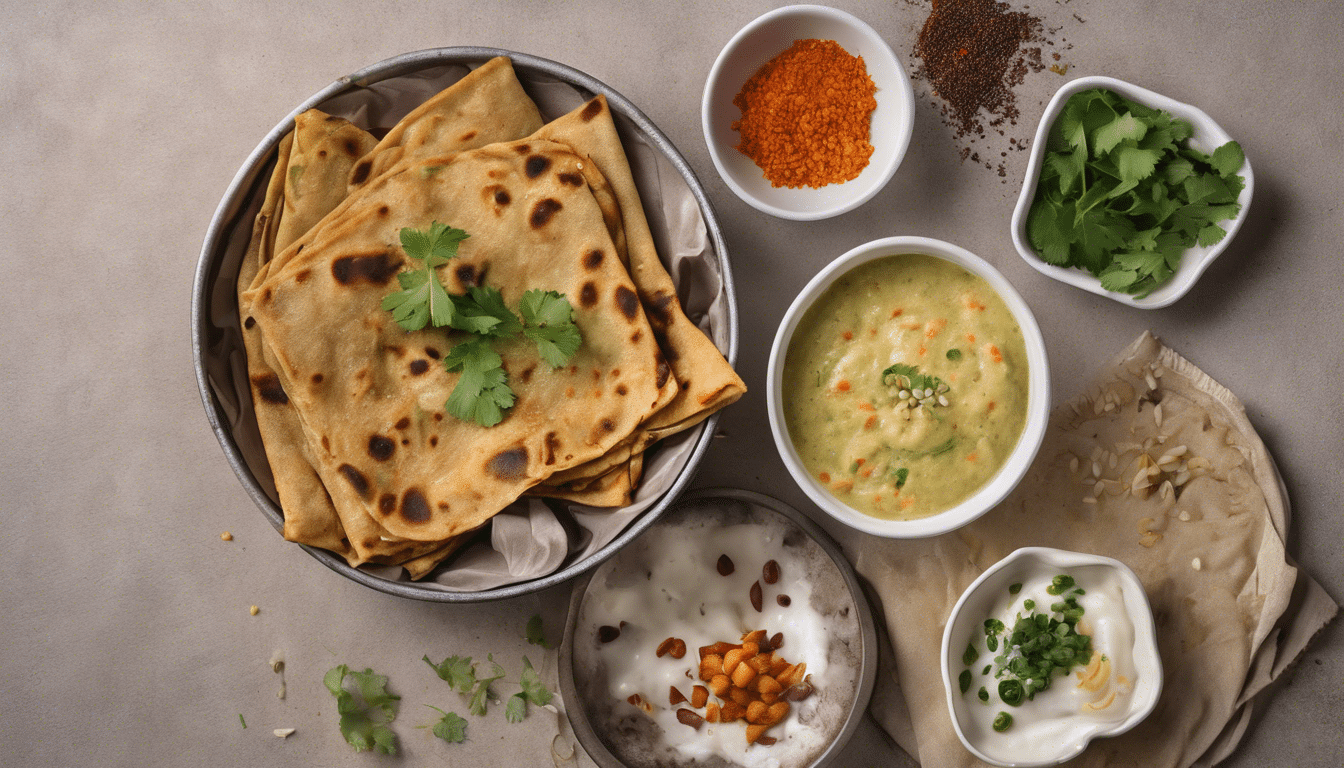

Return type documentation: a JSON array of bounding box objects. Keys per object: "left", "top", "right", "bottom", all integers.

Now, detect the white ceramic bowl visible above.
[
  {"left": 766, "top": 236, "right": 1050, "bottom": 538},
  {"left": 1010, "top": 75, "right": 1253, "bottom": 309},
  {"left": 701, "top": 5, "right": 915, "bottom": 220},
  {"left": 940, "top": 547, "right": 1163, "bottom": 766}
]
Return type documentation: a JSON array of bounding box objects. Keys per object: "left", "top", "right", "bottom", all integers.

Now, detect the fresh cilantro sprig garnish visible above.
[
  {"left": 381, "top": 222, "right": 469, "bottom": 331},
  {"left": 324, "top": 664, "right": 400, "bottom": 755},
  {"left": 381, "top": 223, "right": 583, "bottom": 427},
  {"left": 520, "top": 290, "right": 583, "bottom": 367},
  {"left": 1025, "top": 88, "right": 1246, "bottom": 296},
  {"left": 443, "top": 339, "right": 515, "bottom": 428}
]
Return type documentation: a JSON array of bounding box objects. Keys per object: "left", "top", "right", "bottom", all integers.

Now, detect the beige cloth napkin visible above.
[{"left": 857, "top": 331, "right": 1337, "bottom": 767}]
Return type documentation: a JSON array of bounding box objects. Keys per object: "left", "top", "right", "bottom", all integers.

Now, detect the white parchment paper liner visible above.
[
  {"left": 203, "top": 60, "right": 728, "bottom": 591},
  {"left": 854, "top": 331, "right": 1337, "bottom": 767}
]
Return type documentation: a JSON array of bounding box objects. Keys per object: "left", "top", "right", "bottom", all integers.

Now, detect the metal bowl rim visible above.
[{"left": 558, "top": 487, "right": 879, "bottom": 768}]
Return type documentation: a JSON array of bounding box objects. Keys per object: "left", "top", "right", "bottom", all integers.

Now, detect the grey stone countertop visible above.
[{"left": 3, "top": 1, "right": 1339, "bottom": 766}]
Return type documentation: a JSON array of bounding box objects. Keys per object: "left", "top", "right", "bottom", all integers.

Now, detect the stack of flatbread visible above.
[{"left": 236, "top": 57, "right": 745, "bottom": 579}]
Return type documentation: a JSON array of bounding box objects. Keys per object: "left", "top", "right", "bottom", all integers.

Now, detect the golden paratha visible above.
[{"left": 247, "top": 138, "right": 675, "bottom": 542}]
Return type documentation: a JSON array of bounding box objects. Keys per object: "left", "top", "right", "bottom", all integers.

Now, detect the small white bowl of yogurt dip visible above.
[{"left": 941, "top": 547, "right": 1162, "bottom": 767}]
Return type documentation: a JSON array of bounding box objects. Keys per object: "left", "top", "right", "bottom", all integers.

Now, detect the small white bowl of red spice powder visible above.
[{"left": 702, "top": 5, "right": 916, "bottom": 221}]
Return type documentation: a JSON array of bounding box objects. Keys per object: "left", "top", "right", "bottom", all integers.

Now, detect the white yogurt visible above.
[
  {"left": 573, "top": 501, "right": 861, "bottom": 768},
  {"left": 957, "top": 565, "right": 1137, "bottom": 763}
]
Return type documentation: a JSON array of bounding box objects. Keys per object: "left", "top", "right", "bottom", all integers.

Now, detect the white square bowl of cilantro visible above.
[{"left": 1010, "top": 75, "right": 1253, "bottom": 309}]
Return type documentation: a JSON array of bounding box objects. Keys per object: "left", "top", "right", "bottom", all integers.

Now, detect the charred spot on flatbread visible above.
[
  {"left": 581, "top": 98, "right": 604, "bottom": 121},
  {"left": 350, "top": 159, "right": 373, "bottom": 185},
  {"left": 410, "top": 359, "right": 429, "bottom": 375},
  {"left": 530, "top": 198, "right": 562, "bottom": 228},
  {"left": 616, "top": 384, "right": 628, "bottom": 396},
  {"left": 579, "top": 282, "right": 598, "bottom": 308},
  {"left": 584, "top": 249, "right": 605, "bottom": 270},
  {"left": 615, "top": 286, "right": 640, "bottom": 320},
  {"left": 244, "top": 316, "right": 255, "bottom": 329},
  {"left": 558, "top": 172, "right": 583, "bottom": 187},
  {"left": 400, "top": 489, "right": 432, "bottom": 524},
  {"left": 395, "top": 417, "right": 411, "bottom": 429},
  {"left": 311, "top": 373, "right": 324, "bottom": 384},
  {"left": 368, "top": 434, "right": 395, "bottom": 461},
  {"left": 459, "top": 130, "right": 477, "bottom": 142},
  {"left": 644, "top": 291, "right": 676, "bottom": 328},
  {"left": 525, "top": 155, "right": 552, "bottom": 178},
  {"left": 455, "top": 263, "right": 481, "bottom": 288},
  {"left": 379, "top": 493, "right": 396, "bottom": 515},
  {"left": 295, "top": 269, "right": 311, "bottom": 283},
  {"left": 343, "top": 139, "right": 361, "bottom": 156},
  {"left": 252, "top": 374, "right": 289, "bottom": 405},
  {"left": 486, "top": 447, "right": 529, "bottom": 481},
  {"left": 655, "top": 356, "right": 671, "bottom": 389},
  {"left": 424, "top": 347, "right": 441, "bottom": 359},
  {"left": 331, "top": 252, "right": 401, "bottom": 286},
  {"left": 338, "top": 464, "right": 371, "bottom": 499},
  {"left": 543, "top": 432, "right": 561, "bottom": 465}
]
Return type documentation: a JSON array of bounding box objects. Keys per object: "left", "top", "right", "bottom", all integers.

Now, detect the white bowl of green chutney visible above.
[{"left": 766, "top": 237, "right": 1050, "bottom": 538}]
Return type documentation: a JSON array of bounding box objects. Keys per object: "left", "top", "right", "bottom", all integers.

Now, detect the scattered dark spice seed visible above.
[
  {"left": 770, "top": 632, "right": 784, "bottom": 649},
  {"left": 777, "top": 594, "right": 792, "bottom": 607},
  {"left": 598, "top": 625, "right": 621, "bottom": 643},
  {"left": 750, "top": 581, "right": 764, "bottom": 612},
  {"left": 717, "top": 554, "right": 735, "bottom": 576}
]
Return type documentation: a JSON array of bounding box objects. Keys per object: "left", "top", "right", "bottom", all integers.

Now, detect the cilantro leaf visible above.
[
  {"left": 468, "top": 657, "right": 506, "bottom": 717},
  {"left": 452, "top": 286, "right": 523, "bottom": 337},
  {"left": 505, "top": 694, "right": 528, "bottom": 723},
  {"left": 443, "top": 338, "right": 515, "bottom": 427},
  {"left": 519, "top": 290, "right": 582, "bottom": 367},
  {"left": 427, "top": 707, "right": 467, "bottom": 744},
  {"left": 1093, "top": 112, "right": 1148, "bottom": 155},
  {"left": 381, "top": 222, "right": 468, "bottom": 331},
  {"left": 324, "top": 664, "right": 400, "bottom": 755},
  {"left": 518, "top": 656, "right": 553, "bottom": 707},
  {"left": 525, "top": 615, "right": 552, "bottom": 649},
  {"left": 1209, "top": 140, "right": 1245, "bottom": 177},
  {"left": 424, "top": 654, "right": 477, "bottom": 693}
]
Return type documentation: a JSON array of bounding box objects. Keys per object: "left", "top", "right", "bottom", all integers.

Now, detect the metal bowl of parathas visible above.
[{"left": 192, "top": 48, "right": 743, "bottom": 601}]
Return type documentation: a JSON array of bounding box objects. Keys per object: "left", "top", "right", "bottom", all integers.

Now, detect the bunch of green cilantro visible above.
[
  {"left": 1025, "top": 88, "right": 1246, "bottom": 297},
  {"left": 381, "top": 222, "right": 582, "bottom": 427}
]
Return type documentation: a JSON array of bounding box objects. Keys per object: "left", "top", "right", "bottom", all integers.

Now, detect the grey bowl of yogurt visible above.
[
  {"left": 560, "top": 488, "right": 878, "bottom": 768},
  {"left": 940, "top": 547, "right": 1162, "bottom": 766}
]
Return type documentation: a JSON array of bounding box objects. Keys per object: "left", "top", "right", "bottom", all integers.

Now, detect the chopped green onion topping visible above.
[
  {"left": 959, "top": 669, "right": 972, "bottom": 694},
  {"left": 1008, "top": 583, "right": 1022, "bottom": 594},
  {"left": 993, "top": 712, "right": 1013, "bottom": 732}
]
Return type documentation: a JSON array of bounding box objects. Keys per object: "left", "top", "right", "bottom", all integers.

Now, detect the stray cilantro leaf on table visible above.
[
  {"left": 324, "top": 664, "right": 400, "bottom": 754},
  {"left": 425, "top": 652, "right": 553, "bottom": 725},
  {"left": 425, "top": 706, "right": 467, "bottom": 744},
  {"left": 525, "top": 614, "right": 553, "bottom": 649},
  {"left": 1025, "top": 88, "right": 1245, "bottom": 297},
  {"left": 424, "top": 654, "right": 478, "bottom": 693}
]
